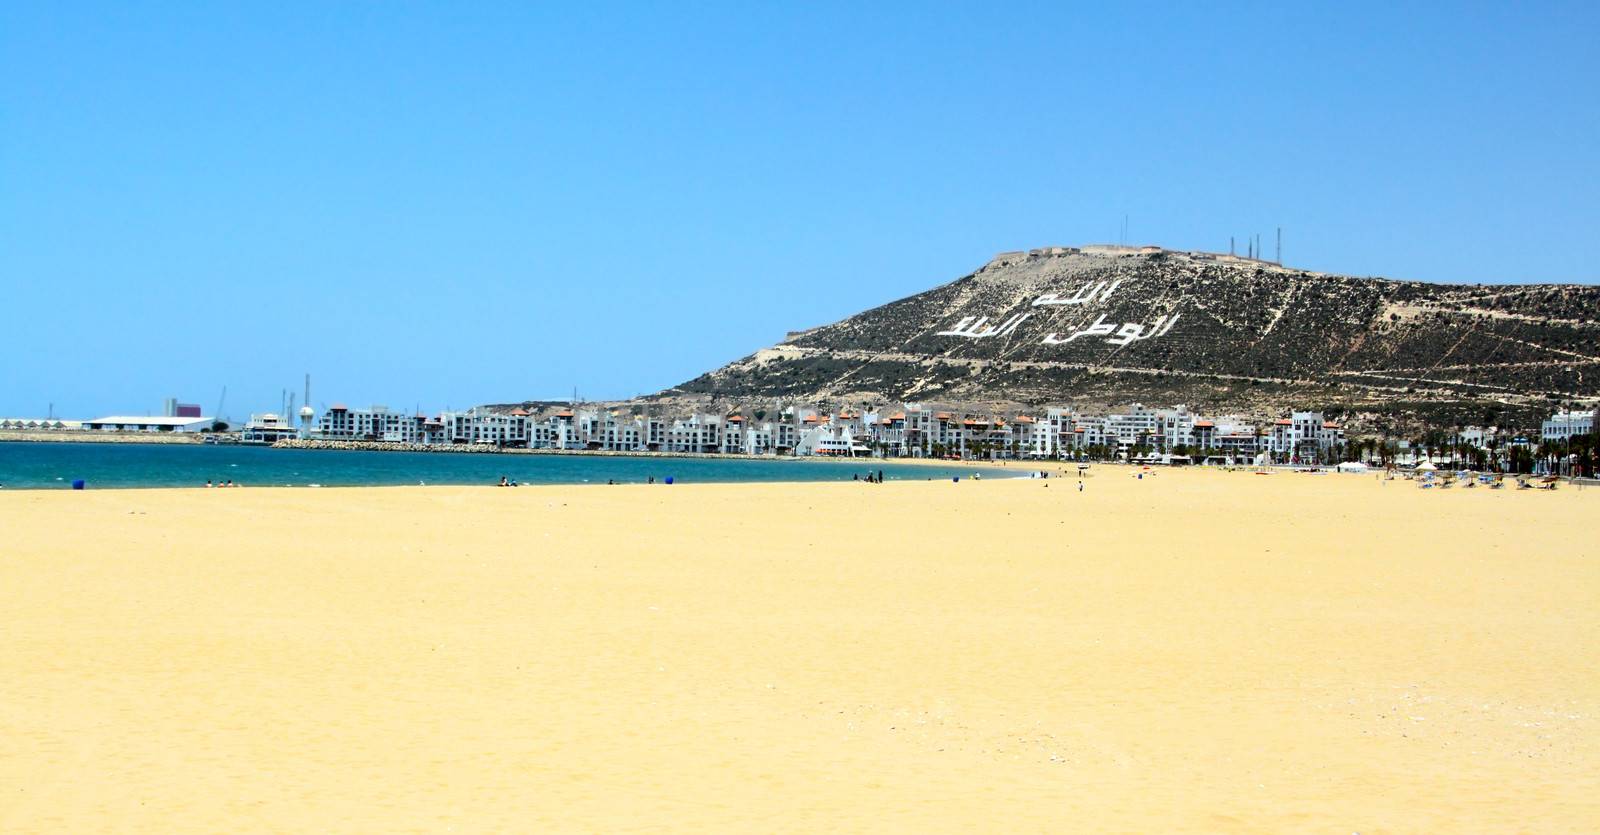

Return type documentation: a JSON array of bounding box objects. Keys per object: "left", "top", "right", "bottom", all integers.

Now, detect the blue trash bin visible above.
[
  {"left": 71, "top": 479, "right": 85, "bottom": 490},
  {"left": 664, "top": 476, "right": 674, "bottom": 485}
]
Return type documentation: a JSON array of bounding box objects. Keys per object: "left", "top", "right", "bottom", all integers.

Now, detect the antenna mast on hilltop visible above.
[{"left": 1276, "top": 227, "right": 1282, "bottom": 265}]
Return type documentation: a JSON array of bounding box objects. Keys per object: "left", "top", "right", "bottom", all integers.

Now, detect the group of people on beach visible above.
[
  {"left": 204, "top": 480, "right": 239, "bottom": 488},
  {"left": 854, "top": 470, "right": 887, "bottom": 483},
  {"left": 498, "top": 475, "right": 675, "bottom": 486}
]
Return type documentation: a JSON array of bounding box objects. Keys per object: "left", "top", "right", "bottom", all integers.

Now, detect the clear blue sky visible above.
[{"left": 3, "top": 2, "right": 1596, "bottom": 419}]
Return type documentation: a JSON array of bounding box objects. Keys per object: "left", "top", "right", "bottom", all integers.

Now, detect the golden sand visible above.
[{"left": 1, "top": 470, "right": 1596, "bottom": 832}]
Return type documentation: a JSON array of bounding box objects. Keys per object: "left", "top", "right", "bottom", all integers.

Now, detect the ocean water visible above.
[{"left": 0, "top": 442, "right": 1000, "bottom": 489}]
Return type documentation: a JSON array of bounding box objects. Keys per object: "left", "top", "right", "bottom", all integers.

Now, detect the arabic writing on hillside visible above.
[
  {"left": 1041, "top": 313, "right": 1179, "bottom": 346},
  {"left": 1032, "top": 279, "right": 1123, "bottom": 307},
  {"left": 936, "top": 314, "right": 1030, "bottom": 339},
  {"left": 938, "top": 282, "right": 1181, "bottom": 347}
]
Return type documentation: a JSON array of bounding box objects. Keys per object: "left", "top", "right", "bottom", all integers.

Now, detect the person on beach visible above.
[
  {"left": 498, "top": 475, "right": 508, "bottom": 487},
  {"left": 206, "top": 480, "right": 213, "bottom": 488}
]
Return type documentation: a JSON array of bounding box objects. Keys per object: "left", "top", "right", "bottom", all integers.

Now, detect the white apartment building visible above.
[
  {"left": 1541, "top": 410, "right": 1595, "bottom": 441},
  {"left": 667, "top": 414, "right": 722, "bottom": 453},
  {"left": 1454, "top": 425, "right": 1501, "bottom": 450},
  {"left": 303, "top": 400, "right": 1365, "bottom": 464},
  {"left": 318, "top": 404, "right": 427, "bottom": 443},
  {"left": 1263, "top": 412, "right": 1344, "bottom": 462},
  {"left": 1103, "top": 403, "right": 1182, "bottom": 450}
]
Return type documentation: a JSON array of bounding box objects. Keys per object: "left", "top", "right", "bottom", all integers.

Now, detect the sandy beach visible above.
[{"left": 1, "top": 469, "right": 1595, "bottom": 832}]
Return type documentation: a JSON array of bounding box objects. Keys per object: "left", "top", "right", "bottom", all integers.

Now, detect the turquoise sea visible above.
[{"left": 0, "top": 442, "right": 994, "bottom": 489}]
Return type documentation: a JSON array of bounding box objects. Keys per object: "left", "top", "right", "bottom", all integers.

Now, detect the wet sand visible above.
[{"left": 1, "top": 470, "right": 1595, "bottom": 832}]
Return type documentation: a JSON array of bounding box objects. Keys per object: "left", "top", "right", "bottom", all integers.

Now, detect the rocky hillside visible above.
[{"left": 662, "top": 246, "right": 1600, "bottom": 428}]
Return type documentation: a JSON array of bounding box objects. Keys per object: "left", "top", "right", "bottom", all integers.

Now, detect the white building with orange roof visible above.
[
  {"left": 1015, "top": 414, "right": 1053, "bottom": 457},
  {"left": 1259, "top": 411, "right": 1344, "bottom": 463},
  {"left": 1268, "top": 418, "right": 1295, "bottom": 458},
  {"left": 868, "top": 410, "right": 913, "bottom": 456},
  {"left": 720, "top": 414, "right": 747, "bottom": 453}
]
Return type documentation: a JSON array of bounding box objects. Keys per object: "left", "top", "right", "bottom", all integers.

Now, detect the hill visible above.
[{"left": 661, "top": 246, "right": 1600, "bottom": 428}]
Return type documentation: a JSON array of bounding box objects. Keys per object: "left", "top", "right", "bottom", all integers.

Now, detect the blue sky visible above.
[{"left": 2, "top": 2, "right": 1596, "bottom": 419}]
